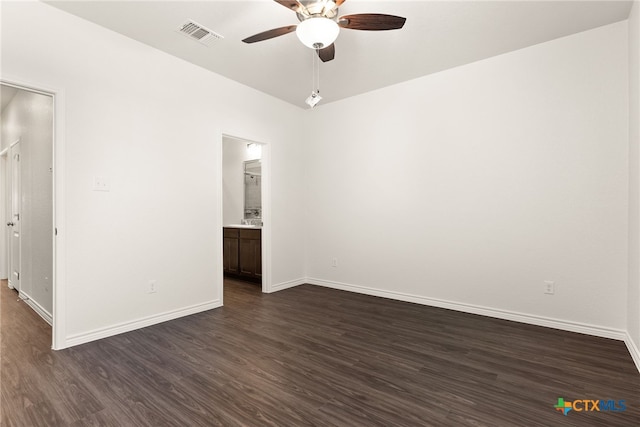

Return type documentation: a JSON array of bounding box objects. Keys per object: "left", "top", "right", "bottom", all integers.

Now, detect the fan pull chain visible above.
[
  {"left": 305, "top": 48, "right": 323, "bottom": 108},
  {"left": 316, "top": 50, "right": 320, "bottom": 94},
  {"left": 312, "top": 48, "right": 320, "bottom": 94},
  {"left": 311, "top": 48, "right": 315, "bottom": 93}
]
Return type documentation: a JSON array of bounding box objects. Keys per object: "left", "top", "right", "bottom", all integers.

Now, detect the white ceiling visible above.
[{"left": 45, "top": 1, "right": 632, "bottom": 109}]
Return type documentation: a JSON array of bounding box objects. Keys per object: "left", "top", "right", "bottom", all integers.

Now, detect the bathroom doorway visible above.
[{"left": 220, "top": 134, "right": 270, "bottom": 303}]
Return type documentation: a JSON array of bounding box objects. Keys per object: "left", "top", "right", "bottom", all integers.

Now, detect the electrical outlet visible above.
[
  {"left": 332, "top": 257, "right": 338, "bottom": 268},
  {"left": 92, "top": 176, "right": 110, "bottom": 192},
  {"left": 148, "top": 280, "right": 157, "bottom": 294},
  {"left": 544, "top": 280, "right": 555, "bottom": 295}
]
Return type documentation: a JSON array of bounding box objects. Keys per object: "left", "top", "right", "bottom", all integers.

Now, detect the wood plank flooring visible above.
[{"left": 1, "top": 277, "right": 639, "bottom": 426}]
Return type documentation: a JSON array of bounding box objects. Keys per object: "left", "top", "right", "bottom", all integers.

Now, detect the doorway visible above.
[
  {"left": 7, "top": 140, "right": 21, "bottom": 292},
  {"left": 220, "top": 134, "right": 270, "bottom": 302},
  {"left": 0, "top": 83, "right": 54, "bottom": 328}
]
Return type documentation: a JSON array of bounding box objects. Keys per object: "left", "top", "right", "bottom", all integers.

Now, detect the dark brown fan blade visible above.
[
  {"left": 317, "top": 44, "right": 335, "bottom": 62},
  {"left": 338, "top": 14, "right": 406, "bottom": 31},
  {"left": 274, "top": 0, "right": 303, "bottom": 13},
  {"left": 242, "top": 25, "right": 297, "bottom": 43}
]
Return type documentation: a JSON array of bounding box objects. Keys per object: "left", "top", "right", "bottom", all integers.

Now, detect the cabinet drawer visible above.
[
  {"left": 224, "top": 228, "right": 239, "bottom": 238},
  {"left": 239, "top": 229, "right": 261, "bottom": 240}
]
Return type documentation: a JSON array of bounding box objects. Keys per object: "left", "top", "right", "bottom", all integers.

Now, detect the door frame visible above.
[
  {"left": 216, "top": 132, "right": 272, "bottom": 304},
  {"left": 1, "top": 77, "right": 66, "bottom": 350},
  {"left": 0, "top": 147, "right": 8, "bottom": 280},
  {"left": 7, "top": 139, "right": 21, "bottom": 292}
]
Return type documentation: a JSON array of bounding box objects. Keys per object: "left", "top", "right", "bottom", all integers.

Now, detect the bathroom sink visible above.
[{"left": 225, "top": 224, "right": 260, "bottom": 228}]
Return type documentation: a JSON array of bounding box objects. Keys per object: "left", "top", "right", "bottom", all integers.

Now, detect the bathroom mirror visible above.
[{"left": 244, "top": 159, "right": 261, "bottom": 219}]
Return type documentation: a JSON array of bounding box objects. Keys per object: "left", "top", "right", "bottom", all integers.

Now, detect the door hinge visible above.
[{"left": 55, "top": 228, "right": 58, "bottom": 236}]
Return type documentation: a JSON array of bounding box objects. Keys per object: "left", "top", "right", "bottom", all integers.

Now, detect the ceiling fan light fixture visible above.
[{"left": 296, "top": 17, "right": 339, "bottom": 49}]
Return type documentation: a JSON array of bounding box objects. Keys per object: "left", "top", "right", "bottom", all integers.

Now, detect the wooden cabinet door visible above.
[
  {"left": 223, "top": 236, "right": 239, "bottom": 273},
  {"left": 254, "top": 238, "right": 262, "bottom": 278},
  {"left": 239, "top": 229, "right": 261, "bottom": 278},
  {"left": 223, "top": 237, "right": 239, "bottom": 273},
  {"left": 240, "top": 238, "right": 261, "bottom": 277}
]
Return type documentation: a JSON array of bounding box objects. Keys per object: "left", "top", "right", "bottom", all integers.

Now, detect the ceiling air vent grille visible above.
[{"left": 177, "top": 20, "right": 223, "bottom": 46}]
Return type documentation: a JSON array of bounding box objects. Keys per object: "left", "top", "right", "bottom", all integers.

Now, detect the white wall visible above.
[
  {"left": 304, "top": 22, "right": 629, "bottom": 334},
  {"left": 1, "top": 1, "right": 305, "bottom": 347},
  {"left": 0, "top": 88, "right": 54, "bottom": 318},
  {"left": 628, "top": 0, "right": 640, "bottom": 366},
  {"left": 0, "top": 155, "right": 5, "bottom": 279},
  {"left": 223, "top": 138, "right": 246, "bottom": 226},
  {"left": 222, "top": 137, "right": 260, "bottom": 225}
]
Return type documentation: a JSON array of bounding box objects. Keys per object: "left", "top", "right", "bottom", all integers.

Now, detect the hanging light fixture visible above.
[
  {"left": 296, "top": 17, "right": 339, "bottom": 50},
  {"left": 295, "top": 6, "right": 340, "bottom": 108}
]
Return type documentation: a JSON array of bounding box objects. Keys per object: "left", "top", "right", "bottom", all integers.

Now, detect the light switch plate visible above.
[{"left": 544, "top": 280, "right": 555, "bottom": 295}]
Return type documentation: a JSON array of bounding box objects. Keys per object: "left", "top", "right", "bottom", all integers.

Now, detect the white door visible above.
[{"left": 8, "top": 142, "right": 20, "bottom": 291}]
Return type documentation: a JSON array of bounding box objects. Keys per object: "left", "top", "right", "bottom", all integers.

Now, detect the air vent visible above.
[{"left": 177, "top": 20, "right": 223, "bottom": 46}]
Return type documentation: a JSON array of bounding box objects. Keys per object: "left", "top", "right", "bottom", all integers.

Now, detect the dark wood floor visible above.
[{"left": 1, "top": 277, "right": 639, "bottom": 426}]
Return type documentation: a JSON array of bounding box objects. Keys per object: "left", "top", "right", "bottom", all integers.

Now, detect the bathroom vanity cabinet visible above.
[{"left": 223, "top": 227, "right": 262, "bottom": 282}]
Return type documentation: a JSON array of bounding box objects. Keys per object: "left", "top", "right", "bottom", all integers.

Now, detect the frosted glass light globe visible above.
[{"left": 296, "top": 17, "right": 339, "bottom": 49}]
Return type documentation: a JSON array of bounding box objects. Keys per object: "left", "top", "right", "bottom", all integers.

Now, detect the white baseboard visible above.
[
  {"left": 64, "top": 299, "right": 222, "bottom": 349},
  {"left": 306, "top": 278, "right": 627, "bottom": 341},
  {"left": 269, "top": 277, "right": 305, "bottom": 293},
  {"left": 625, "top": 332, "right": 640, "bottom": 373},
  {"left": 19, "top": 290, "right": 53, "bottom": 326}
]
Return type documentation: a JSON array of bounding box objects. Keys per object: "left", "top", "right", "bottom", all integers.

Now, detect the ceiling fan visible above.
[{"left": 242, "top": 0, "right": 406, "bottom": 62}]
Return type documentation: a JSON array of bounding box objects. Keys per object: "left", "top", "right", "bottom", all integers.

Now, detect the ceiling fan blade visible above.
[
  {"left": 338, "top": 14, "right": 406, "bottom": 31},
  {"left": 274, "top": 0, "right": 303, "bottom": 13},
  {"left": 317, "top": 43, "right": 335, "bottom": 62},
  {"left": 242, "top": 25, "right": 297, "bottom": 44}
]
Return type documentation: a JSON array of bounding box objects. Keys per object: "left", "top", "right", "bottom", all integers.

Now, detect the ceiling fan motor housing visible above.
[{"left": 296, "top": 0, "right": 339, "bottom": 20}]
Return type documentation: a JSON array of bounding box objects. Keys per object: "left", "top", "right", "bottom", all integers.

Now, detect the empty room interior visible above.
[{"left": 1, "top": 0, "right": 640, "bottom": 425}]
